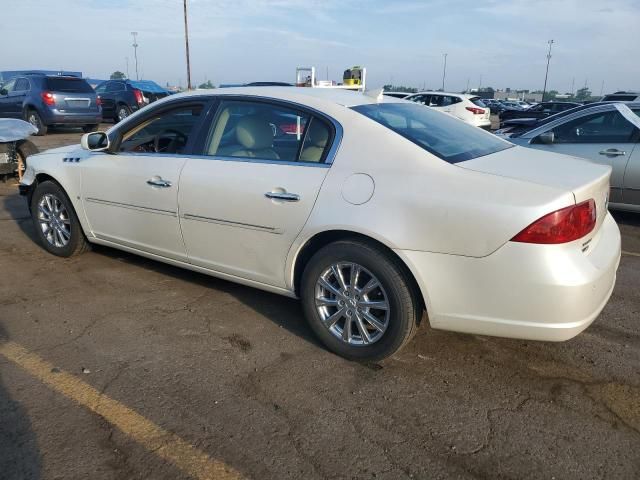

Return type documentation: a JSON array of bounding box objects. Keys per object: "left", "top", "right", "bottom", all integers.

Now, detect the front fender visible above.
[{"left": 20, "top": 149, "right": 94, "bottom": 239}]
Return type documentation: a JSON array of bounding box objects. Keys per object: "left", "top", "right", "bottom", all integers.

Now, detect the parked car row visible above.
[
  {"left": 495, "top": 101, "right": 640, "bottom": 212},
  {"left": 0, "top": 74, "right": 171, "bottom": 135}
]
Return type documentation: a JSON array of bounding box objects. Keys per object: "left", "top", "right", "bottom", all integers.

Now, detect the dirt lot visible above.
[{"left": 1, "top": 127, "right": 639, "bottom": 479}]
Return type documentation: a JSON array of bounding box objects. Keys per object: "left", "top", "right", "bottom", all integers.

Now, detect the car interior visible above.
[
  {"left": 206, "top": 101, "right": 330, "bottom": 163},
  {"left": 119, "top": 105, "right": 203, "bottom": 154}
]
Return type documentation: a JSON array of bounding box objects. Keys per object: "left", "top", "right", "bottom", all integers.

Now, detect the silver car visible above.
[{"left": 503, "top": 102, "right": 640, "bottom": 212}]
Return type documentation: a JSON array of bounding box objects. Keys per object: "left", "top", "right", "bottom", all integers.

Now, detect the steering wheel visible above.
[{"left": 153, "top": 129, "right": 187, "bottom": 153}]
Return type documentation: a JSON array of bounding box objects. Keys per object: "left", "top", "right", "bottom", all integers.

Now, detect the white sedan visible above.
[{"left": 20, "top": 88, "right": 621, "bottom": 360}]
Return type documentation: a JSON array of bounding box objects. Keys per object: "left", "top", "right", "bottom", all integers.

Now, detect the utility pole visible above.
[
  {"left": 570, "top": 77, "right": 575, "bottom": 97},
  {"left": 441, "top": 53, "right": 448, "bottom": 91},
  {"left": 183, "top": 0, "right": 192, "bottom": 90},
  {"left": 131, "top": 32, "right": 139, "bottom": 80},
  {"left": 125, "top": 57, "right": 130, "bottom": 79},
  {"left": 600, "top": 80, "right": 605, "bottom": 97},
  {"left": 541, "top": 39, "right": 554, "bottom": 102}
]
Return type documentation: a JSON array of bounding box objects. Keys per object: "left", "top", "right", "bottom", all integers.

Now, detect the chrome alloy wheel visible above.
[
  {"left": 315, "top": 262, "right": 390, "bottom": 346},
  {"left": 37, "top": 193, "right": 71, "bottom": 248}
]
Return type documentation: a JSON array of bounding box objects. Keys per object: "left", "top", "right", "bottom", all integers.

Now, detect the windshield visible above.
[{"left": 352, "top": 103, "right": 512, "bottom": 163}]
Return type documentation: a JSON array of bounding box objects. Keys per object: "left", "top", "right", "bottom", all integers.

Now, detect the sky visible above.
[{"left": 2, "top": 0, "right": 639, "bottom": 93}]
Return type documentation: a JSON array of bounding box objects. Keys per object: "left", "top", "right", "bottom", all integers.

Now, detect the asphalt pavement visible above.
[{"left": 0, "top": 125, "right": 639, "bottom": 479}]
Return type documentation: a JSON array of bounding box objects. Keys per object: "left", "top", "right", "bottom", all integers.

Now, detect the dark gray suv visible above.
[{"left": 0, "top": 74, "right": 102, "bottom": 135}]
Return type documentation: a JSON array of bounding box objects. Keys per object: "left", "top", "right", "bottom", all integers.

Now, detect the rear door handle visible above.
[
  {"left": 265, "top": 191, "right": 300, "bottom": 202},
  {"left": 147, "top": 177, "right": 172, "bottom": 188},
  {"left": 599, "top": 149, "right": 626, "bottom": 157}
]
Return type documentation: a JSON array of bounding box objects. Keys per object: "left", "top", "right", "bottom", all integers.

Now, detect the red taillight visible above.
[
  {"left": 41, "top": 91, "right": 55, "bottom": 106},
  {"left": 466, "top": 106, "right": 485, "bottom": 115},
  {"left": 280, "top": 123, "right": 305, "bottom": 135},
  {"left": 133, "top": 88, "right": 144, "bottom": 105},
  {"left": 511, "top": 199, "right": 596, "bottom": 244},
  {"left": 96, "top": 96, "right": 102, "bottom": 107}
]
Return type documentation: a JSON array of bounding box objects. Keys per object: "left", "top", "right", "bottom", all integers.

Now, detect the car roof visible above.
[{"left": 174, "top": 86, "right": 406, "bottom": 108}]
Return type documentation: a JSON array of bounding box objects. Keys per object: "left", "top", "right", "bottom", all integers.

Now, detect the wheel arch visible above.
[
  {"left": 28, "top": 173, "right": 91, "bottom": 242},
  {"left": 290, "top": 229, "right": 426, "bottom": 315}
]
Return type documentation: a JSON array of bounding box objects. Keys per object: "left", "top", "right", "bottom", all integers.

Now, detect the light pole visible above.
[
  {"left": 125, "top": 57, "right": 129, "bottom": 79},
  {"left": 541, "top": 39, "right": 554, "bottom": 102},
  {"left": 183, "top": 0, "right": 192, "bottom": 90},
  {"left": 131, "top": 32, "right": 139, "bottom": 80},
  {"left": 441, "top": 53, "right": 448, "bottom": 91}
]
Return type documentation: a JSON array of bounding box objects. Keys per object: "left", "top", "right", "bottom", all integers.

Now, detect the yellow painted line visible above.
[
  {"left": 0, "top": 341, "right": 244, "bottom": 480},
  {"left": 622, "top": 250, "right": 640, "bottom": 257}
]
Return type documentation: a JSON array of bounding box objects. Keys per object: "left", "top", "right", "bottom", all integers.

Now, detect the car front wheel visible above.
[
  {"left": 301, "top": 240, "right": 421, "bottom": 361},
  {"left": 30, "top": 181, "right": 90, "bottom": 257}
]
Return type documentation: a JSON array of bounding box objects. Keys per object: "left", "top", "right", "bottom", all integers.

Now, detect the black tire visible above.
[
  {"left": 30, "top": 181, "right": 90, "bottom": 257},
  {"left": 301, "top": 240, "right": 421, "bottom": 361},
  {"left": 82, "top": 124, "right": 99, "bottom": 133},
  {"left": 25, "top": 109, "right": 48, "bottom": 136},
  {"left": 114, "top": 104, "right": 131, "bottom": 123}
]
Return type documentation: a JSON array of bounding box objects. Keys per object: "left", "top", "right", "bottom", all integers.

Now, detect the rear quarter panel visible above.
[{"left": 286, "top": 106, "right": 575, "bottom": 288}]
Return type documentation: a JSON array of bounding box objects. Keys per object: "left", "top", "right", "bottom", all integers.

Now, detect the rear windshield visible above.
[
  {"left": 45, "top": 77, "right": 94, "bottom": 93},
  {"left": 470, "top": 97, "right": 486, "bottom": 108},
  {"left": 352, "top": 103, "right": 512, "bottom": 163}
]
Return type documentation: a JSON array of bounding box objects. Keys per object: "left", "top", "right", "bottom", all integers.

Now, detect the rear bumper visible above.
[
  {"left": 396, "top": 213, "right": 621, "bottom": 341},
  {"left": 41, "top": 109, "right": 102, "bottom": 125}
]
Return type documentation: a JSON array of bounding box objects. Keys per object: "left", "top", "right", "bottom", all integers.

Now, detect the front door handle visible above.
[
  {"left": 265, "top": 191, "right": 300, "bottom": 202},
  {"left": 599, "top": 149, "right": 626, "bottom": 157},
  {"left": 146, "top": 177, "right": 172, "bottom": 188}
]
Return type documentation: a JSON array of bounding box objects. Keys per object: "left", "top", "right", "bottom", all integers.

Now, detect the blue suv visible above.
[{"left": 0, "top": 74, "right": 102, "bottom": 135}]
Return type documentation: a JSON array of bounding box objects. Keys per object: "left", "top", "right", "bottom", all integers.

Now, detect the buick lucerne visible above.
[{"left": 19, "top": 88, "right": 621, "bottom": 360}]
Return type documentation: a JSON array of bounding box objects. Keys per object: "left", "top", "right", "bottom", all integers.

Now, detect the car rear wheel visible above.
[
  {"left": 301, "top": 240, "right": 421, "bottom": 361},
  {"left": 30, "top": 181, "right": 90, "bottom": 257},
  {"left": 115, "top": 105, "right": 131, "bottom": 123},
  {"left": 82, "top": 124, "right": 99, "bottom": 133},
  {"left": 26, "top": 109, "right": 47, "bottom": 136}
]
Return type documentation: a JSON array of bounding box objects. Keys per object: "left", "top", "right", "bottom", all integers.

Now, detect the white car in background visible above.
[
  {"left": 404, "top": 91, "right": 492, "bottom": 128},
  {"left": 20, "top": 88, "right": 620, "bottom": 361}
]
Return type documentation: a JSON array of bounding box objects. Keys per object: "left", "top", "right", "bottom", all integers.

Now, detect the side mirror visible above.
[
  {"left": 81, "top": 131, "right": 110, "bottom": 152},
  {"left": 537, "top": 131, "right": 555, "bottom": 145},
  {"left": 0, "top": 88, "right": 8, "bottom": 96}
]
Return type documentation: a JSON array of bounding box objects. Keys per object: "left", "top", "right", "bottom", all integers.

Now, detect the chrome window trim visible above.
[{"left": 186, "top": 154, "right": 331, "bottom": 168}]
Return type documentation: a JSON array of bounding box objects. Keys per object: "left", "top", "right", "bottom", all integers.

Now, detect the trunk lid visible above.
[{"left": 459, "top": 146, "right": 612, "bottom": 234}]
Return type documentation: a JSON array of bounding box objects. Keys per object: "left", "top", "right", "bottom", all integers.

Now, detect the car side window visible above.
[
  {"left": 204, "top": 100, "right": 332, "bottom": 163},
  {"left": 118, "top": 104, "right": 204, "bottom": 154},
  {"left": 94, "top": 83, "right": 107, "bottom": 94},
  {"left": 411, "top": 95, "right": 429, "bottom": 105},
  {"left": 551, "top": 111, "right": 639, "bottom": 144},
  {"left": 14, "top": 78, "right": 29, "bottom": 91},
  {"left": 106, "top": 82, "right": 124, "bottom": 93}
]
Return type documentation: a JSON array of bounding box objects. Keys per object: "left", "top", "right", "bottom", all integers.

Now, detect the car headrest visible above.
[{"left": 236, "top": 116, "right": 273, "bottom": 150}]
